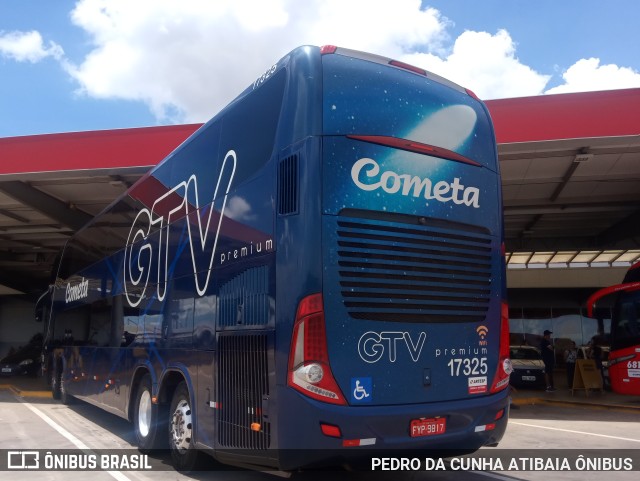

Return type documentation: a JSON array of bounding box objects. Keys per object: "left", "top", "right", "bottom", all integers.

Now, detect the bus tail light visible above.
[
  {"left": 347, "top": 135, "right": 481, "bottom": 167},
  {"left": 288, "top": 294, "right": 347, "bottom": 405},
  {"left": 465, "top": 88, "right": 481, "bottom": 101},
  {"left": 320, "top": 423, "right": 342, "bottom": 438},
  {"left": 389, "top": 59, "right": 427, "bottom": 76},
  {"left": 320, "top": 45, "right": 338, "bottom": 55},
  {"left": 490, "top": 302, "right": 512, "bottom": 393}
]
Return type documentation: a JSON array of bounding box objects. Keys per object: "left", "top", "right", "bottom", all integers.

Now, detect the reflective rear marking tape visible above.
[{"left": 342, "top": 438, "right": 376, "bottom": 447}]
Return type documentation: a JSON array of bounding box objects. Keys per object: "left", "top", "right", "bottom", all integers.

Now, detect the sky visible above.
[{"left": 1, "top": 0, "right": 640, "bottom": 138}]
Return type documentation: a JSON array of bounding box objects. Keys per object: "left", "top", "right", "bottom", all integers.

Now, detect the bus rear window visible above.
[{"left": 322, "top": 54, "right": 497, "bottom": 171}]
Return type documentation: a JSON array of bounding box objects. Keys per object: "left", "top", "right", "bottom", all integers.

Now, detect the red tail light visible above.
[
  {"left": 490, "top": 302, "right": 512, "bottom": 393},
  {"left": 288, "top": 294, "right": 347, "bottom": 405},
  {"left": 388, "top": 59, "right": 427, "bottom": 76},
  {"left": 320, "top": 45, "right": 338, "bottom": 55},
  {"left": 465, "top": 88, "right": 481, "bottom": 101},
  {"left": 346, "top": 135, "right": 481, "bottom": 167}
]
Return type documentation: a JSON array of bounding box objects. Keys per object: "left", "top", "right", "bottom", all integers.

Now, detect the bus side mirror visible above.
[{"left": 34, "top": 285, "right": 54, "bottom": 322}]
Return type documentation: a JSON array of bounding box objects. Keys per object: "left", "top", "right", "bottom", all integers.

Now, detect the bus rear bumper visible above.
[{"left": 272, "top": 385, "right": 510, "bottom": 470}]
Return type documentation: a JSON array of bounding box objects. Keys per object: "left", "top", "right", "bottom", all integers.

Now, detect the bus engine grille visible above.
[
  {"left": 218, "top": 334, "right": 271, "bottom": 449},
  {"left": 336, "top": 211, "right": 494, "bottom": 323}
]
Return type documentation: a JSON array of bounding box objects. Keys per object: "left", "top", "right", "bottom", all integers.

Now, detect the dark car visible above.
[
  {"left": 510, "top": 345, "right": 546, "bottom": 389},
  {"left": 0, "top": 333, "right": 43, "bottom": 377}
]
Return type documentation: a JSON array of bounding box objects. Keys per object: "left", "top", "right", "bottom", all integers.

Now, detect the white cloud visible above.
[
  {"left": 65, "top": 0, "right": 450, "bottom": 122},
  {"left": 225, "top": 196, "right": 256, "bottom": 222},
  {"left": 400, "top": 30, "right": 550, "bottom": 99},
  {"left": 52, "top": 0, "right": 640, "bottom": 121},
  {"left": 0, "top": 30, "right": 63, "bottom": 63},
  {"left": 66, "top": 0, "right": 297, "bottom": 121},
  {"left": 299, "top": 0, "right": 450, "bottom": 58},
  {"left": 545, "top": 58, "right": 640, "bottom": 95}
]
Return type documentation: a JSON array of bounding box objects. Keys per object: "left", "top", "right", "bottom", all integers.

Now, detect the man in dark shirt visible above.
[{"left": 540, "top": 330, "right": 556, "bottom": 392}]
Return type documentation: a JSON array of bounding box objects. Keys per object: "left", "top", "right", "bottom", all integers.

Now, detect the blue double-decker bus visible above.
[{"left": 42, "top": 45, "right": 510, "bottom": 471}]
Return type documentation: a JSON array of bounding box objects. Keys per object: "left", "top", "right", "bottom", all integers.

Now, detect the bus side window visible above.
[
  {"left": 89, "top": 301, "right": 112, "bottom": 347},
  {"left": 625, "top": 301, "right": 640, "bottom": 336},
  {"left": 122, "top": 309, "right": 141, "bottom": 347}
]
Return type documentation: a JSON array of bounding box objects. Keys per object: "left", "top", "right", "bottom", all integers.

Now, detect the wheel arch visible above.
[
  {"left": 127, "top": 364, "right": 156, "bottom": 422},
  {"left": 159, "top": 367, "right": 194, "bottom": 405},
  {"left": 128, "top": 364, "right": 196, "bottom": 427}
]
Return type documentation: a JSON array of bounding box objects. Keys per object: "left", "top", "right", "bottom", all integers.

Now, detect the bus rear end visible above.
[{"left": 280, "top": 47, "right": 509, "bottom": 468}]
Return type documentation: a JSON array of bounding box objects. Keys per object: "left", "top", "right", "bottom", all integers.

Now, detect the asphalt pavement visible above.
[{"left": 2, "top": 375, "right": 640, "bottom": 481}]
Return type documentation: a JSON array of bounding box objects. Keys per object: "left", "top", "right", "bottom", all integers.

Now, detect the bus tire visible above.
[
  {"left": 51, "top": 365, "right": 61, "bottom": 400},
  {"left": 60, "top": 368, "right": 74, "bottom": 405},
  {"left": 133, "top": 374, "right": 166, "bottom": 451},
  {"left": 169, "top": 381, "right": 200, "bottom": 471}
]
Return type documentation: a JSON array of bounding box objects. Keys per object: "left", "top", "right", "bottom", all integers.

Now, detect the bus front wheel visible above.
[
  {"left": 169, "top": 381, "right": 200, "bottom": 471},
  {"left": 133, "top": 374, "right": 166, "bottom": 451}
]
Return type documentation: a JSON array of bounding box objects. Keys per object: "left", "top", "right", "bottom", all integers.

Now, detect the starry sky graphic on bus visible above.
[
  {"left": 322, "top": 53, "right": 496, "bottom": 168},
  {"left": 404, "top": 104, "right": 477, "bottom": 152},
  {"left": 321, "top": 53, "right": 500, "bottom": 229}
]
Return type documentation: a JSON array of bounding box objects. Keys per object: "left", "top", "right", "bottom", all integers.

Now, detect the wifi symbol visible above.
[{"left": 476, "top": 325, "right": 489, "bottom": 339}]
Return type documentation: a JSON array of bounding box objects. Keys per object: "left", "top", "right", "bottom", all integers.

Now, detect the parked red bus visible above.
[{"left": 587, "top": 262, "right": 640, "bottom": 395}]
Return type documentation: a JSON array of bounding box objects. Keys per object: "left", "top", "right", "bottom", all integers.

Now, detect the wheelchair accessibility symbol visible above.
[{"left": 350, "top": 377, "right": 372, "bottom": 403}]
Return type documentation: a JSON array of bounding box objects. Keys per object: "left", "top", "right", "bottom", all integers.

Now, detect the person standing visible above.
[
  {"left": 540, "top": 330, "right": 556, "bottom": 392},
  {"left": 564, "top": 341, "right": 577, "bottom": 389},
  {"left": 589, "top": 337, "right": 605, "bottom": 388}
]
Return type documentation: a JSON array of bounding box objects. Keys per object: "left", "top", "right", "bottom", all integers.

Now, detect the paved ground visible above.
[
  {"left": 2, "top": 373, "right": 640, "bottom": 481},
  {"left": 5, "top": 369, "right": 640, "bottom": 413}
]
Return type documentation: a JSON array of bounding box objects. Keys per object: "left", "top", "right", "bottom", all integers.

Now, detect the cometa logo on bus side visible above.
[
  {"left": 351, "top": 157, "right": 480, "bottom": 208},
  {"left": 65, "top": 277, "right": 89, "bottom": 304}
]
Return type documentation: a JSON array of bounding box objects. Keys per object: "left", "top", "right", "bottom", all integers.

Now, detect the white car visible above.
[{"left": 509, "top": 345, "right": 546, "bottom": 389}]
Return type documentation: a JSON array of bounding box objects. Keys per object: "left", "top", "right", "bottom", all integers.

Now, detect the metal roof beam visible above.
[
  {"left": 506, "top": 236, "right": 599, "bottom": 252},
  {"left": 549, "top": 155, "right": 583, "bottom": 202},
  {"left": 504, "top": 202, "right": 640, "bottom": 216},
  {"left": 0, "top": 208, "right": 30, "bottom": 223},
  {"left": 0, "top": 181, "right": 92, "bottom": 231}
]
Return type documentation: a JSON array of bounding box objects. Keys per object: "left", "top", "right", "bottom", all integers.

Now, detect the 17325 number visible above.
[{"left": 447, "top": 357, "right": 488, "bottom": 376}]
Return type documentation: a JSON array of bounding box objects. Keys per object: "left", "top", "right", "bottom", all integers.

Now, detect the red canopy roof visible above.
[{"left": 1, "top": 89, "right": 639, "bottom": 175}]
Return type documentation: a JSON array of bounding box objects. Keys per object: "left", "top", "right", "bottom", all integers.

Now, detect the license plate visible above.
[
  {"left": 410, "top": 417, "right": 446, "bottom": 438},
  {"left": 1, "top": 368, "right": 12, "bottom": 373},
  {"left": 522, "top": 375, "right": 536, "bottom": 381}
]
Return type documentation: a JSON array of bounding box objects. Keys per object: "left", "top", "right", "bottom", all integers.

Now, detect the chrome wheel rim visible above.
[
  {"left": 138, "top": 390, "right": 152, "bottom": 438},
  {"left": 171, "top": 399, "right": 193, "bottom": 453}
]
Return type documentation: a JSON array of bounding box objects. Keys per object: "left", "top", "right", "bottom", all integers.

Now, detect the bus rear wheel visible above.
[
  {"left": 60, "top": 370, "right": 74, "bottom": 405},
  {"left": 133, "top": 374, "right": 166, "bottom": 451},
  {"left": 169, "top": 381, "right": 200, "bottom": 471},
  {"left": 51, "top": 365, "right": 61, "bottom": 400}
]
